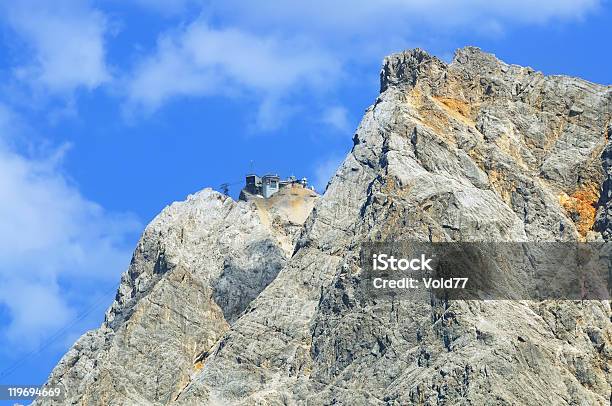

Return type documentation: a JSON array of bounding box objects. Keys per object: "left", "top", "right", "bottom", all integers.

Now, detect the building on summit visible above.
[{"left": 243, "top": 174, "right": 311, "bottom": 198}]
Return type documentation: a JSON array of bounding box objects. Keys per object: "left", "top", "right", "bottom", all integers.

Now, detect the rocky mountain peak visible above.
[
  {"left": 37, "top": 48, "right": 611, "bottom": 405},
  {"left": 380, "top": 47, "right": 443, "bottom": 92}
]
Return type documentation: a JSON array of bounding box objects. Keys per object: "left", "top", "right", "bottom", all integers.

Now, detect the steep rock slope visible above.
[
  {"left": 241, "top": 185, "right": 319, "bottom": 254},
  {"left": 37, "top": 189, "right": 315, "bottom": 405},
  {"left": 40, "top": 47, "right": 611, "bottom": 405},
  {"left": 176, "top": 48, "right": 611, "bottom": 405}
]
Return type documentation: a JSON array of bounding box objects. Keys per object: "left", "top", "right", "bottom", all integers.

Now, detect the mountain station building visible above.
[{"left": 244, "top": 174, "right": 310, "bottom": 198}]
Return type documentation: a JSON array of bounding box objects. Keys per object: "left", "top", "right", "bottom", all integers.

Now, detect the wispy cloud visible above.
[
  {"left": 124, "top": 18, "right": 340, "bottom": 128},
  {"left": 0, "top": 0, "right": 111, "bottom": 93},
  {"left": 122, "top": 0, "right": 600, "bottom": 129},
  {"left": 214, "top": 0, "right": 600, "bottom": 37},
  {"left": 313, "top": 155, "right": 344, "bottom": 193},
  {"left": 0, "top": 106, "right": 139, "bottom": 350},
  {"left": 321, "top": 105, "right": 352, "bottom": 133}
]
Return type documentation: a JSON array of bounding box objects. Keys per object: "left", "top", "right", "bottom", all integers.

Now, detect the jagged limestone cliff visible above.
[
  {"left": 37, "top": 189, "right": 317, "bottom": 405},
  {"left": 38, "top": 47, "right": 611, "bottom": 405}
]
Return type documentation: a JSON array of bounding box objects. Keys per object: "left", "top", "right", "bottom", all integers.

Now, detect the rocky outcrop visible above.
[
  {"left": 39, "top": 47, "right": 611, "bottom": 405},
  {"left": 595, "top": 121, "right": 612, "bottom": 238},
  {"left": 177, "top": 47, "right": 611, "bottom": 405},
  {"left": 240, "top": 185, "right": 319, "bottom": 254},
  {"left": 36, "top": 189, "right": 315, "bottom": 405}
]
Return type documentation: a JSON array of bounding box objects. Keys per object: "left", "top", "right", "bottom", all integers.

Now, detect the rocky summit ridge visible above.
[{"left": 38, "top": 47, "right": 611, "bottom": 405}]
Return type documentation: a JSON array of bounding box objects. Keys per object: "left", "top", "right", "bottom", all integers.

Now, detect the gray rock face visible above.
[
  {"left": 39, "top": 48, "right": 611, "bottom": 405},
  {"left": 36, "top": 189, "right": 316, "bottom": 405}
]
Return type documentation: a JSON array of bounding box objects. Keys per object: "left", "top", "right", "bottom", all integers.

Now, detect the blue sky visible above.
[{"left": 0, "top": 0, "right": 610, "bottom": 399}]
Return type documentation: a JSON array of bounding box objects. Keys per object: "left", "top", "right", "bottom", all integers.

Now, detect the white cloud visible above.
[
  {"left": 124, "top": 18, "right": 341, "bottom": 127},
  {"left": 0, "top": 283, "right": 74, "bottom": 347},
  {"left": 0, "top": 106, "right": 139, "bottom": 349},
  {"left": 1, "top": 0, "right": 111, "bottom": 93},
  {"left": 214, "top": 1, "right": 600, "bottom": 37},
  {"left": 322, "top": 105, "right": 351, "bottom": 133},
  {"left": 251, "top": 97, "right": 300, "bottom": 132},
  {"left": 204, "top": 1, "right": 601, "bottom": 62},
  {"left": 313, "top": 155, "right": 344, "bottom": 193},
  {"left": 122, "top": 0, "right": 599, "bottom": 127}
]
